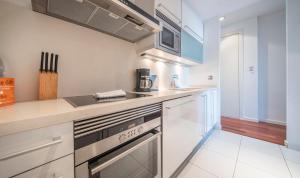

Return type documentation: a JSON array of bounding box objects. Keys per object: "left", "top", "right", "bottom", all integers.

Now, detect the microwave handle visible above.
[{"left": 90, "top": 131, "right": 162, "bottom": 175}]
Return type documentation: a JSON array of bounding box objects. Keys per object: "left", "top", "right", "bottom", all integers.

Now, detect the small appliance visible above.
[
  {"left": 136, "top": 10, "right": 181, "bottom": 59},
  {"left": 74, "top": 103, "right": 162, "bottom": 178},
  {"left": 136, "top": 68, "right": 153, "bottom": 92},
  {"left": 156, "top": 10, "right": 181, "bottom": 56}
]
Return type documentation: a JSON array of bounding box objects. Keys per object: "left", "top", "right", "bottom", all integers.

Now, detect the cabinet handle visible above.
[
  {"left": 184, "top": 25, "right": 203, "bottom": 42},
  {"left": 165, "top": 99, "right": 196, "bottom": 109},
  {"left": 0, "top": 137, "right": 63, "bottom": 161},
  {"left": 157, "top": 3, "right": 182, "bottom": 24}
]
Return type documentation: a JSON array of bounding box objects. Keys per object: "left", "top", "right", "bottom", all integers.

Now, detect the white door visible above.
[{"left": 220, "top": 34, "right": 240, "bottom": 119}]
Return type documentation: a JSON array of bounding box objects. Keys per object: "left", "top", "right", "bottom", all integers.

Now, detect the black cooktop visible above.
[{"left": 64, "top": 93, "right": 151, "bottom": 107}]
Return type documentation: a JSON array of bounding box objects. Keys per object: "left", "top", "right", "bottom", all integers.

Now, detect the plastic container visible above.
[{"left": 0, "top": 78, "right": 15, "bottom": 107}]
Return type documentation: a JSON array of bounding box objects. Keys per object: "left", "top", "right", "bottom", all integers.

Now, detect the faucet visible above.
[{"left": 170, "top": 74, "right": 179, "bottom": 89}]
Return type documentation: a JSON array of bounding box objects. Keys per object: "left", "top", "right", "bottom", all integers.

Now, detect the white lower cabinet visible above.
[
  {"left": 201, "top": 89, "right": 218, "bottom": 133},
  {"left": 162, "top": 90, "right": 219, "bottom": 177},
  {"left": 163, "top": 95, "right": 203, "bottom": 178},
  {"left": 0, "top": 122, "right": 74, "bottom": 178},
  {"left": 14, "top": 154, "right": 74, "bottom": 178}
]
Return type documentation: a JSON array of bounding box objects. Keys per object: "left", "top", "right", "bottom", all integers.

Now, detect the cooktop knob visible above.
[
  {"left": 119, "top": 134, "right": 126, "bottom": 142},
  {"left": 138, "top": 126, "right": 144, "bottom": 134}
]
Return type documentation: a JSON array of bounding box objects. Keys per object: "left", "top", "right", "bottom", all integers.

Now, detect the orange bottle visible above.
[{"left": 0, "top": 78, "right": 15, "bottom": 107}]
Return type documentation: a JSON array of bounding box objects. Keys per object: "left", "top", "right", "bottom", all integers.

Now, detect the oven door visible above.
[
  {"left": 75, "top": 130, "right": 162, "bottom": 178},
  {"left": 158, "top": 23, "right": 181, "bottom": 56}
]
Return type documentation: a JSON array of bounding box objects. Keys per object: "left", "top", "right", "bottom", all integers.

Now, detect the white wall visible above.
[
  {"left": 0, "top": 1, "right": 189, "bottom": 102},
  {"left": 258, "top": 10, "right": 286, "bottom": 125},
  {"left": 189, "top": 17, "right": 220, "bottom": 86},
  {"left": 286, "top": 0, "right": 300, "bottom": 150},
  {"left": 222, "top": 18, "right": 259, "bottom": 121}
]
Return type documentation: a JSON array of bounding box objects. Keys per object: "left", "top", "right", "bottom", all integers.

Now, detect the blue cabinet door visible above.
[{"left": 181, "top": 30, "right": 203, "bottom": 63}]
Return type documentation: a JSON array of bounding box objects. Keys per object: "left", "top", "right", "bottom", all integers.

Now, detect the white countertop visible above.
[{"left": 0, "top": 87, "right": 217, "bottom": 137}]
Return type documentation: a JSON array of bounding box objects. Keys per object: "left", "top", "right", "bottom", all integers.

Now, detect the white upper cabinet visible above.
[
  {"left": 156, "top": 0, "right": 182, "bottom": 25},
  {"left": 182, "top": 0, "right": 204, "bottom": 42}
]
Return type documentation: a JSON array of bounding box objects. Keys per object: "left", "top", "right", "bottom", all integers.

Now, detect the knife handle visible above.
[
  {"left": 40, "top": 52, "right": 44, "bottom": 72},
  {"left": 54, "top": 55, "right": 58, "bottom": 73},
  {"left": 45, "top": 52, "right": 49, "bottom": 72},
  {"left": 50, "top": 53, "right": 54, "bottom": 72}
]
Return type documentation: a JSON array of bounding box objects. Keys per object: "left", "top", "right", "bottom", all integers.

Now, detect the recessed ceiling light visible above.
[{"left": 219, "top": 16, "right": 225, "bottom": 21}]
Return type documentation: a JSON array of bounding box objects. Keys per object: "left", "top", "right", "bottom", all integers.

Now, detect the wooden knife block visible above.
[
  {"left": 39, "top": 72, "right": 58, "bottom": 100},
  {"left": 0, "top": 78, "right": 15, "bottom": 107}
]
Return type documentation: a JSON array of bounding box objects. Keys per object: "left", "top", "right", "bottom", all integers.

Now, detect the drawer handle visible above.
[
  {"left": 0, "top": 137, "right": 63, "bottom": 161},
  {"left": 184, "top": 25, "right": 203, "bottom": 42},
  {"left": 165, "top": 99, "right": 196, "bottom": 109}
]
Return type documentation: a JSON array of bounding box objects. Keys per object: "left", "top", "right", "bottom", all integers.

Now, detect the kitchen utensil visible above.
[
  {"left": 0, "top": 58, "right": 5, "bottom": 77},
  {"left": 54, "top": 54, "right": 58, "bottom": 73},
  {"left": 40, "top": 52, "right": 44, "bottom": 72},
  {"left": 50, "top": 53, "right": 54, "bottom": 72},
  {"left": 39, "top": 52, "right": 58, "bottom": 100},
  {"left": 45, "top": 52, "right": 48, "bottom": 73}
]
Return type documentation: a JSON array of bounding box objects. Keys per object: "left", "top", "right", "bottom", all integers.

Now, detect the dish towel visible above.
[{"left": 95, "top": 90, "right": 126, "bottom": 99}]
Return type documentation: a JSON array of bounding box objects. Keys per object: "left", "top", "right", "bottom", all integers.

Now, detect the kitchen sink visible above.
[{"left": 168, "top": 87, "right": 202, "bottom": 91}]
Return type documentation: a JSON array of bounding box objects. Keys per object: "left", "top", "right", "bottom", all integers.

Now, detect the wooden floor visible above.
[{"left": 221, "top": 116, "right": 286, "bottom": 145}]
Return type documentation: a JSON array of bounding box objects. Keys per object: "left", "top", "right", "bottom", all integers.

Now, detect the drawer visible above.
[
  {"left": 13, "top": 154, "right": 74, "bottom": 178},
  {"left": 0, "top": 122, "right": 73, "bottom": 178}
]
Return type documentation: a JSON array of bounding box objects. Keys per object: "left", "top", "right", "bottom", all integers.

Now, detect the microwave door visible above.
[
  {"left": 160, "top": 27, "right": 176, "bottom": 51},
  {"left": 161, "top": 27, "right": 175, "bottom": 48}
]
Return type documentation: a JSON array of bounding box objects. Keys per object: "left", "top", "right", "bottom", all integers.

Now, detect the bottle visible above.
[{"left": 0, "top": 58, "right": 15, "bottom": 107}]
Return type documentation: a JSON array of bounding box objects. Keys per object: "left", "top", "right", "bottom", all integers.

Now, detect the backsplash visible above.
[
  {"left": 138, "top": 57, "right": 190, "bottom": 90},
  {"left": 0, "top": 1, "right": 189, "bottom": 102}
]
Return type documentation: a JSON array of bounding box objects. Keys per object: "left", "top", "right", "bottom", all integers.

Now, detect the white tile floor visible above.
[{"left": 179, "top": 130, "right": 300, "bottom": 178}]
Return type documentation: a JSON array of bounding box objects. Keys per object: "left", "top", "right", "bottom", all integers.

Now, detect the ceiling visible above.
[{"left": 185, "top": 0, "right": 285, "bottom": 23}]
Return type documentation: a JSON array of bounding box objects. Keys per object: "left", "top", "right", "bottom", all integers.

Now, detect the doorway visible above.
[{"left": 220, "top": 34, "right": 242, "bottom": 119}]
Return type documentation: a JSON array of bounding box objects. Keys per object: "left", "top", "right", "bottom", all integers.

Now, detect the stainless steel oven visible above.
[
  {"left": 156, "top": 10, "right": 181, "bottom": 56},
  {"left": 74, "top": 103, "right": 162, "bottom": 178}
]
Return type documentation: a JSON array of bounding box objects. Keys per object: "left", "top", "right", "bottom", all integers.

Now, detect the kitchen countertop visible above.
[{"left": 0, "top": 86, "right": 217, "bottom": 137}]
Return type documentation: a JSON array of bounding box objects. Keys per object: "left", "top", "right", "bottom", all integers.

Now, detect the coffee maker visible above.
[{"left": 136, "top": 68, "right": 153, "bottom": 92}]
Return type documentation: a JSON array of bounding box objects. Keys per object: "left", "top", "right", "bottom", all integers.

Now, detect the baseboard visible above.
[
  {"left": 222, "top": 116, "right": 259, "bottom": 122},
  {"left": 262, "top": 119, "right": 286, "bottom": 126},
  {"left": 240, "top": 117, "right": 259, "bottom": 122}
]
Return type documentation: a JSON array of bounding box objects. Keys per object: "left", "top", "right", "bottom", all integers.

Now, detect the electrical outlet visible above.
[
  {"left": 208, "top": 75, "right": 213, "bottom": 80},
  {"left": 284, "top": 140, "right": 288, "bottom": 147}
]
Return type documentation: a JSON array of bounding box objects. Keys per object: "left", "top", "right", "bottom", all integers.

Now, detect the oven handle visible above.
[{"left": 90, "top": 131, "right": 162, "bottom": 175}]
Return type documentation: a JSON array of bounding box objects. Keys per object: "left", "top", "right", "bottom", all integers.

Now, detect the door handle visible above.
[{"left": 0, "top": 137, "right": 63, "bottom": 161}]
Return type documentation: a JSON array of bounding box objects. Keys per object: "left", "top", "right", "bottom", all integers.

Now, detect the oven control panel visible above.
[{"left": 119, "top": 126, "right": 144, "bottom": 143}]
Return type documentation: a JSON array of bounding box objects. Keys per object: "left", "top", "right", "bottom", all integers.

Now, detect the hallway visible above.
[{"left": 221, "top": 117, "right": 286, "bottom": 145}]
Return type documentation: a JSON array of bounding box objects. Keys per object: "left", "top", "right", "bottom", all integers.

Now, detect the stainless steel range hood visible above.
[{"left": 31, "top": 0, "right": 161, "bottom": 42}]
